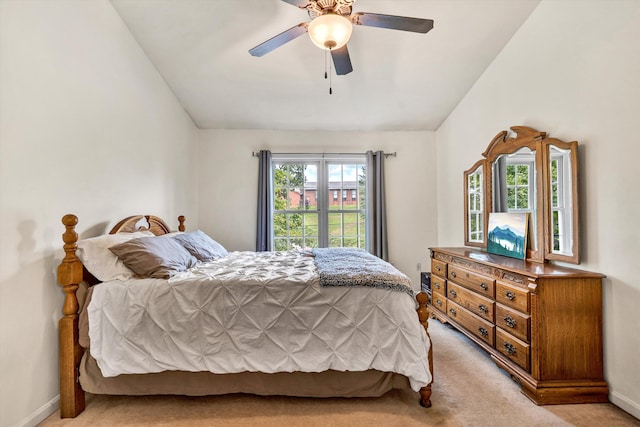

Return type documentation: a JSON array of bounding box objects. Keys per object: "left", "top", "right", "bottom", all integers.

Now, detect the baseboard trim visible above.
[
  {"left": 610, "top": 391, "right": 640, "bottom": 420},
  {"left": 15, "top": 395, "right": 59, "bottom": 427}
]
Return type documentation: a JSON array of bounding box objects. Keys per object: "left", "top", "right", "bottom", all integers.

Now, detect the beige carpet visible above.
[{"left": 40, "top": 320, "right": 639, "bottom": 427}]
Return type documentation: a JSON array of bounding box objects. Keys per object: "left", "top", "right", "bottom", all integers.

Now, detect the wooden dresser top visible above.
[{"left": 430, "top": 247, "right": 604, "bottom": 279}]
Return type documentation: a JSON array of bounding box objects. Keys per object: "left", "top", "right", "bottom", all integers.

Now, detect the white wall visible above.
[
  {"left": 0, "top": 2, "right": 198, "bottom": 426},
  {"left": 435, "top": 0, "right": 640, "bottom": 418},
  {"left": 198, "top": 129, "right": 437, "bottom": 287}
]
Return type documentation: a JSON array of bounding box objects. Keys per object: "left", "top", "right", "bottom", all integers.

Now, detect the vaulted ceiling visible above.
[{"left": 111, "top": 0, "right": 540, "bottom": 131}]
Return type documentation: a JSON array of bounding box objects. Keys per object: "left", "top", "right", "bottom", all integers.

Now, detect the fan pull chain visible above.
[
  {"left": 323, "top": 49, "right": 333, "bottom": 95},
  {"left": 324, "top": 49, "right": 328, "bottom": 80},
  {"left": 328, "top": 48, "right": 333, "bottom": 95}
]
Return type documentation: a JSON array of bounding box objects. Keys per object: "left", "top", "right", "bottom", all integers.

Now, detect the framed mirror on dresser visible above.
[
  {"left": 463, "top": 126, "right": 580, "bottom": 264},
  {"left": 433, "top": 126, "right": 607, "bottom": 405}
]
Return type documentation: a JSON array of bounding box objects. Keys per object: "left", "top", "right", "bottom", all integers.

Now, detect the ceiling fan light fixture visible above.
[{"left": 307, "top": 13, "right": 353, "bottom": 50}]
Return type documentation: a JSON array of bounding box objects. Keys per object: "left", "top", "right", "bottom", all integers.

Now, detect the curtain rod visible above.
[{"left": 252, "top": 152, "right": 397, "bottom": 158}]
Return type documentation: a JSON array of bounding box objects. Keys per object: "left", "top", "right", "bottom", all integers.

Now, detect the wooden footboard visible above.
[{"left": 416, "top": 291, "right": 433, "bottom": 407}]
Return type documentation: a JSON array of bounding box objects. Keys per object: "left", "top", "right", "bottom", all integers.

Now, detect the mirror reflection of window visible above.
[
  {"left": 493, "top": 148, "right": 537, "bottom": 250},
  {"left": 468, "top": 169, "right": 483, "bottom": 243},
  {"left": 550, "top": 146, "right": 573, "bottom": 255},
  {"left": 506, "top": 163, "right": 532, "bottom": 210}
]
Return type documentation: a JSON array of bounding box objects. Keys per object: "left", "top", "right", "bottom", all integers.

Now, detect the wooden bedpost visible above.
[
  {"left": 416, "top": 291, "right": 433, "bottom": 408},
  {"left": 57, "top": 214, "right": 85, "bottom": 418},
  {"left": 178, "top": 215, "right": 186, "bottom": 232}
]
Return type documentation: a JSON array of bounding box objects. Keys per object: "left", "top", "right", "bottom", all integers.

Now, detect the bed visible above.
[{"left": 56, "top": 214, "right": 433, "bottom": 418}]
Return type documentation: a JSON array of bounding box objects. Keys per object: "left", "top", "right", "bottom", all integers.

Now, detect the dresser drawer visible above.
[
  {"left": 431, "top": 259, "right": 447, "bottom": 278},
  {"left": 447, "top": 282, "right": 494, "bottom": 323},
  {"left": 496, "top": 328, "right": 530, "bottom": 372},
  {"left": 431, "top": 289, "right": 447, "bottom": 314},
  {"left": 447, "top": 300, "right": 495, "bottom": 347},
  {"left": 448, "top": 265, "right": 495, "bottom": 298},
  {"left": 431, "top": 275, "right": 446, "bottom": 295},
  {"left": 496, "top": 303, "right": 530, "bottom": 343},
  {"left": 496, "top": 281, "right": 530, "bottom": 313}
]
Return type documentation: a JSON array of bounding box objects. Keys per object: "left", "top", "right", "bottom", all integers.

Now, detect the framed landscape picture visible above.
[{"left": 487, "top": 212, "right": 529, "bottom": 260}]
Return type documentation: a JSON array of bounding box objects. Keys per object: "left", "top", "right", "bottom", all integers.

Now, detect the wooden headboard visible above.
[{"left": 109, "top": 214, "right": 186, "bottom": 235}]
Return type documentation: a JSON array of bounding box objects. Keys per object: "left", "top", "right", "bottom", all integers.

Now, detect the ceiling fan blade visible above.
[
  {"left": 280, "top": 0, "right": 312, "bottom": 8},
  {"left": 352, "top": 12, "right": 434, "bottom": 33},
  {"left": 331, "top": 45, "right": 353, "bottom": 75},
  {"left": 249, "top": 23, "right": 309, "bottom": 57}
]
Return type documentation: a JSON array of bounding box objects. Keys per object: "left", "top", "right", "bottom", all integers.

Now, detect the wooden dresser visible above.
[{"left": 430, "top": 247, "right": 608, "bottom": 405}]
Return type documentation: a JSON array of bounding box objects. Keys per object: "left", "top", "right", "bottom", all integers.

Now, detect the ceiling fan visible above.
[{"left": 249, "top": 0, "right": 434, "bottom": 76}]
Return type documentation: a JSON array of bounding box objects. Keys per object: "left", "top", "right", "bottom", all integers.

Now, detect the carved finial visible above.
[
  {"left": 58, "top": 214, "right": 83, "bottom": 317},
  {"left": 416, "top": 291, "right": 430, "bottom": 330},
  {"left": 178, "top": 215, "right": 186, "bottom": 232}
]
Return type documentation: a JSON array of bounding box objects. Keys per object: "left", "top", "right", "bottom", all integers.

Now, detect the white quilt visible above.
[{"left": 88, "top": 250, "right": 432, "bottom": 391}]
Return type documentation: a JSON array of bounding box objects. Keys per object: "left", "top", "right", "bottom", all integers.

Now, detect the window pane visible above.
[
  {"left": 328, "top": 213, "right": 342, "bottom": 236},
  {"left": 507, "top": 188, "right": 516, "bottom": 209},
  {"left": 273, "top": 213, "right": 288, "bottom": 238},
  {"left": 289, "top": 189, "right": 303, "bottom": 210},
  {"left": 552, "top": 210, "right": 560, "bottom": 251},
  {"left": 304, "top": 164, "right": 317, "bottom": 187},
  {"left": 304, "top": 221, "right": 318, "bottom": 238},
  {"left": 329, "top": 237, "right": 342, "bottom": 247},
  {"left": 289, "top": 213, "right": 303, "bottom": 236},
  {"left": 506, "top": 166, "right": 516, "bottom": 186},
  {"left": 304, "top": 237, "right": 318, "bottom": 248},
  {"left": 343, "top": 237, "right": 357, "bottom": 248},
  {"left": 516, "top": 165, "right": 529, "bottom": 185},
  {"left": 274, "top": 238, "right": 288, "bottom": 251},
  {"left": 343, "top": 213, "right": 358, "bottom": 237},
  {"left": 303, "top": 189, "right": 315, "bottom": 209},
  {"left": 516, "top": 188, "right": 529, "bottom": 209}
]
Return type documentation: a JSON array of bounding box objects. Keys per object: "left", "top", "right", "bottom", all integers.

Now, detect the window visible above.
[
  {"left": 467, "top": 170, "right": 483, "bottom": 242},
  {"left": 550, "top": 151, "right": 572, "bottom": 254},
  {"left": 272, "top": 155, "right": 366, "bottom": 251},
  {"left": 506, "top": 162, "right": 534, "bottom": 212}
]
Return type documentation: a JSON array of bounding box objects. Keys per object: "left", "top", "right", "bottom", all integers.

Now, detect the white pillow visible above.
[{"left": 76, "top": 231, "right": 154, "bottom": 281}]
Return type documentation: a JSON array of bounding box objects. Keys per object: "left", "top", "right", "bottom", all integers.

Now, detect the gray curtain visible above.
[
  {"left": 256, "top": 150, "right": 272, "bottom": 251},
  {"left": 365, "top": 150, "right": 388, "bottom": 261},
  {"left": 492, "top": 156, "right": 508, "bottom": 212}
]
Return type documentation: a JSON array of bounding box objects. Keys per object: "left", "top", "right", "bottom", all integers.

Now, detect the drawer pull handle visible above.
[
  {"left": 478, "top": 327, "right": 489, "bottom": 337},
  {"left": 449, "top": 289, "right": 457, "bottom": 298},
  {"left": 479, "top": 304, "right": 489, "bottom": 314},
  {"left": 505, "top": 291, "right": 516, "bottom": 301},
  {"left": 435, "top": 265, "right": 441, "bottom": 271},
  {"left": 436, "top": 299, "right": 442, "bottom": 307},
  {"left": 480, "top": 282, "right": 488, "bottom": 291},
  {"left": 503, "top": 342, "right": 517, "bottom": 355},
  {"left": 450, "top": 271, "right": 457, "bottom": 278},
  {"left": 449, "top": 308, "right": 457, "bottom": 316},
  {"left": 434, "top": 282, "right": 440, "bottom": 289},
  {"left": 504, "top": 316, "right": 517, "bottom": 328}
]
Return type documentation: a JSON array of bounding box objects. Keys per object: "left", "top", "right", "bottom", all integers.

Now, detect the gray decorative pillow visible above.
[
  {"left": 173, "top": 230, "right": 229, "bottom": 261},
  {"left": 109, "top": 235, "right": 197, "bottom": 279},
  {"left": 172, "top": 230, "right": 228, "bottom": 261}
]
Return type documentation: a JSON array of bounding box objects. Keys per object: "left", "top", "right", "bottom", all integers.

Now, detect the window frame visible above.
[{"left": 271, "top": 154, "right": 367, "bottom": 250}]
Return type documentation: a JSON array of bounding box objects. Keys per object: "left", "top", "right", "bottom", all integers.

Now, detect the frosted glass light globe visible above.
[{"left": 308, "top": 13, "right": 353, "bottom": 50}]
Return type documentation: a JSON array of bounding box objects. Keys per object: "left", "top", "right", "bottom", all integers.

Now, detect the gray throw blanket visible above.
[{"left": 312, "top": 248, "right": 414, "bottom": 297}]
